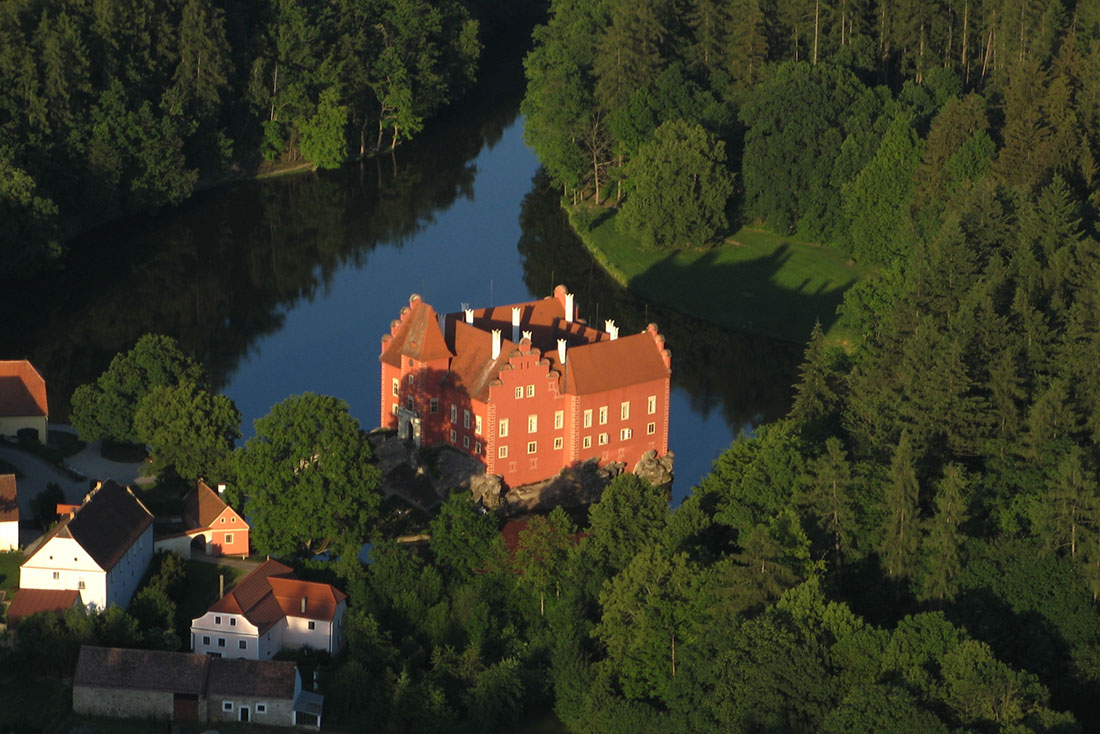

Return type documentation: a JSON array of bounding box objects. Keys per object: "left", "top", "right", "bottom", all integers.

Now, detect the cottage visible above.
[
  {"left": 19, "top": 480, "right": 154, "bottom": 609},
  {"left": 72, "top": 645, "right": 323, "bottom": 729},
  {"left": 0, "top": 360, "right": 48, "bottom": 441},
  {"left": 380, "top": 286, "right": 672, "bottom": 488},
  {"left": 0, "top": 473, "right": 18, "bottom": 551},
  {"left": 156, "top": 480, "right": 249, "bottom": 558},
  {"left": 191, "top": 560, "right": 347, "bottom": 660}
]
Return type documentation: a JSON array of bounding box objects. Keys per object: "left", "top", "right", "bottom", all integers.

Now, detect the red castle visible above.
[{"left": 379, "top": 285, "right": 671, "bottom": 488}]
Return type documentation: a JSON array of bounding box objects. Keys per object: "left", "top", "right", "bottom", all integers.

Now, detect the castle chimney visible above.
[
  {"left": 565, "top": 293, "right": 575, "bottom": 322},
  {"left": 492, "top": 329, "right": 502, "bottom": 359},
  {"left": 464, "top": 306, "right": 474, "bottom": 324},
  {"left": 511, "top": 307, "right": 521, "bottom": 343},
  {"left": 522, "top": 330, "right": 532, "bottom": 343},
  {"left": 604, "top": 319, "right": 618, "bottom": 340},
  {"left": 557, "top": 339, "right": 567, "bottom": 365}
]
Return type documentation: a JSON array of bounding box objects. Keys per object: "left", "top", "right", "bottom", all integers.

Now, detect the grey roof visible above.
[
  {"left": 74, "top": 646, "right": 210, "bottom": 695},
  {"left": 207, "top": 657, "right": 298, "bottom": 699},
  {"left": 295, "top": 690, "right": 325, "bottom": 716},
  {"left": 30, "top": 481, "right": 153, "bottom": 571}
]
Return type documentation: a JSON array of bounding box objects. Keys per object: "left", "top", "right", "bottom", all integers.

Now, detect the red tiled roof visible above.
[
  {"left": 269, "top": 577, "right": 348, "bottom": 620},
  {"left": 7, "top": 588, "right": 80, "bottom": 626},
  {"left": 0, "top": 474, "right": 16, "bottom": 523},
  {"left": 0, "top": 360, "right": 47, "bottom": 418},
  {"left": 183, "top": 480, "right": 238, "bottom": 529},
  {"left": 381, "top": 299, "right": 453, "bottom": 368},
  {"left": 446, "top": 322, "right": 513, "bottom": 401},
  {"left": 207, "top": 559, "right": 345, "bottom": 630},
  {"left": 565, "top": 332, "right": 669, "bottom": 395}
]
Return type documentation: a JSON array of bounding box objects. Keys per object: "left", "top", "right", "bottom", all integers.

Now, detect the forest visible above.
[{"left": 0, "top": 0, "right": 536, "bottom": 278}]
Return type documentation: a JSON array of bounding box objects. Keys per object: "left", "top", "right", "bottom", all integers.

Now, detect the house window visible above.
[
  {"left": 449, "top": 429, "right": 457, "bottom": 443},
  {"left": 583, "top": 409, "right": 592, "bottom": 428},
  {"left": 308, "top": 621, "right": 316, "bottom": 630},
  {"left": 450, "top": 404, "right": 457, "bottom": 422},
  {"left": 647, "top": 395, "right": 657, "bottom": 414},
  {"left": 527, "top": 441, "right": 537, "bottom": 454},
  {"left": 583, "top": 436, "right": 592, "bottom": 449},
  {"left": 598, "top": 406, "right": 608, "bottom": 425},
  {"left": 220, "top": 517, "right": 225, "bottom": 523},
  {"left": 499, "top": 419, "right": 509, "bottom": 437},
  {"left": 463, "top": 436, "right": 470, "bottom": 449},
  {"left": 621, "top": 428, "right": 633, "bottom": 440},
  {"left": 498, "top": 445, "right": 508, "bottom": 458},
  {"left": 239, "top": 640, "right": 247, "bottom": 650},
  {"left": 52, "top": 571, "right": 59, "bottom": 580},
  {"left": 463, "top": 410, "right": 471, "bottom": 428},
  {"left": 230, "top": 517, "right": 236, "bottom": 523},
  {"left": 229, "top": 617, "right": 236, "bottom": 626},
  {"left": 430, "top": 398, "right": 439, "bottom": 414},
  {"left": 256, "top": 704, "right": 267, "bottom": 714},
  {"left": 78, "top": 579, "right": 85, "bottom": 589},
  {"left": 474, "top": 441, "right": 482, "bottom": 454},
  {"left": 475, "top": 415, "right": 482, "bottom": 434},
  {"left": 392, "top": 378, "right": 399, "bottom": 397},
  {"left": 217, "top": 638, "right": 226, "bottom": 647},
  {"left": 223, "top": 701, "right": 234, "bottom": 712},
  {"left": 515, "top": 386, "right": 524, "bottom": 399},
  {"left": 554, "top": 410, "right": 564, "bottom": 429},
  {"left": 215, "top": 616, "right": 222, "bottom": 625},
  {"left": 598, "top": 433, "right": 608, "bottom": 446},
  {"left": 526, "top": 384, "right": 535, "bottom": 398},
  {"left": 620, "top": 401, "right": 630, "bottom": 420},
  {"left": 647, "top": 422, "right": 656, "bottom": 435},
  {"left": 225, "top": 534, "right": 233, "bottom": 544},
  {"left": 553, "top": 437, "right": 563, "bottom": 450},
  {"left": 528, "top": 414, "right": 538, "bottom": 433},
  {"left": 203, "top": 636, "right": 211, "bottom": 645}
]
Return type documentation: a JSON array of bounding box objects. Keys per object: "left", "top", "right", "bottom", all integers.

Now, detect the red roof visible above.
[
  {"left": 183, "top": 480, "right": 242, "bottom": 529},
  {"left": 0, "top": 360, "right": 47, "bottom": 418},
  {"left": 7, "top": 588, "right": 80, "bottom": 626},
  {"left": 207, "top": 560, "right": 346, "bottom": 632},
  {"left": 0, "top": 474, "right": 16, "bottom": 523},
  {"left": 564, "top": 332, "right": 670, "bottom": 395},
  {"left": 381, "top": 297, "right": 453, "bottom": 368}
]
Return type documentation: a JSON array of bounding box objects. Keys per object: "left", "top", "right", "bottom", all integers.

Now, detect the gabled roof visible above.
[
  {"left": 564, "top": 332, "right": 670, "bottom": 395},
  {"left": 269, "top": 576, "right": 349, "bottom": 621},
  {"left": 206, "top": 657, "right": 298, "bottom": 699},
  {"left": 6, "top": 588, "right": 80, "bottom": 626},
  {"left": 446, "top": 321, "right": 514, "bottom": 401},
  {"left": 74, "top": 646, "right": 211, "bottom": 695},
  {"left": 0, "top": 360, "right": 48, "bottom": 418},
  {"left": 0, "top": 474, "right": 16, "bottom": 523},
  {"left": 26, "top": 480, "right": 154, "bottom": 571},
  {"left": 381, "top": 298, "right": 453, "bottom": 368},
  {"left": 183, "top": 480, "right": 241, "bottom": 529},
  {"left": 205, "top": 559, "right": 346, "bottom": 632}
]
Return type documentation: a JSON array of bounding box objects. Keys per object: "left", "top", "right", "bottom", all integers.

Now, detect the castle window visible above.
[
  {"left": 409, "top": 359, "right": 415, "bottom": 367},
  {"left": 463, "top": 436, "right": 470, "bottom": 449},
  {"left": 583, "top": 410, "right": 592, "bottom": 428},
  {"left": 392, "top": 378, "right": 399, "bottom": 397},
  {"left": 391, "top": 403, "right": 398, "bottom": 416},
  {"left": 620, "top": 428, "right": 632, "bottom": 440},
  {"left": 583, "top": 436, "right": 592, "bottom": 449},
  {"left": 475, "top": 415, "right": 482, "bottom": 435},
  {"left": 528, "top": 415, "right": 538, "bottom": 433},
  {"left": 450, "top": 429, "right": 457, "bottom": 443},
  {"left": 620, "top": 401, "right": 630, "bottom": 420},
  {"left": 515, "top": 386, "right": 524, "bottom": 399},
  {"left": 464, "top": 410, "right": 471, "bottom": 428},
  {"left": 526, "top": 384, "right": 535, "bottom": 398},
  {"left": 648, "top": 395, "right": 657, "bottom": 414},
  {"left": 647, "top": 422, "right": 656, "bottom": 435},
  {"left": 499, "top": 419, "right": 509, "bottom": 437},
  {"left": 598, "top": 433, "right": 608, "bottom": 446},
  {"left": 553, "top": 437, "right": 563, "bottom": 450},
  {"left": 527, "top": 441, "right": 537, "bottom": 454},
  {"left": 598, "top": 406, "right": 608, "bottom": 425},
  {"left": 430, "top": 398, "right": 438, "bottom": 413},
  {"left": 474, "top": 442, "right": 482, "bottom": 454},
  {"left": 554, "top": 410, "right": 564, "bottom": 429},
  {"left": 451, "top": 404, "right": 458, "bottom": 422},
  {"left": 406, "top": 396, "right": 413, "bottom": 410},
  {"left": 407, "top": 373, "right": 414, "bottom": 386},
  {"left": 499, "top": 445, "right": 508, "bottom": 458}
]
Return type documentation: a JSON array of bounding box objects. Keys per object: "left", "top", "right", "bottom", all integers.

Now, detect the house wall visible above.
[
  {"left": 209, "top": 508, "right": 249, "bottom": 556},
  {"left": 208, "top": 693, "right": 295, "bottom": 727},
  {"left": 105, "top": 524, "right": 153, "bottom": 609},
  {"left": 21, "top": 537, "right": 107, "bottom": 608},
  {"left": 73, "top": 684, "right": 174, "bottom": 720},
  {"left": 192, "top": 612, "right": 265, "bottom": 659},
  {"left": 282, "top": 615, "right": 334, "bottom": 653},
  {"left": 573, "top": 377, "right": 669, "bottom": 474},
  {"left": 0, "top": 520, "right": 19, "bottom": 551},
  {"left": 0, "top": 416, "right": 47, "bottom": 441}
]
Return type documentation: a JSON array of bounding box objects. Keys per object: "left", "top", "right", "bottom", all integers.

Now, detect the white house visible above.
[
  {"left": 0, "top": 474, "right": 18, "bottom": 551},
  {"left": 0, "top": 360, "right": 48, "bottom": 441},
  {"left": 191, "top": 560, "right": 347, "bottom": 660},
  {"left": 20, "top": 480, "right": 154, "bottom": 610}
]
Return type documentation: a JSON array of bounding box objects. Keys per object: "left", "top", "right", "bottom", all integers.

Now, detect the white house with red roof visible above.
[
  {"left": 0, "top": 474, "right": 18, "bottom": 551},
  {"left": 0, "top": 360, "right": 48, "bottom": 441},
  {"left": 191, "top": 560, "right": 347, "bottom": 660},
  {"left": 19, "top": 480, "right": 154, "bottom": 609}
]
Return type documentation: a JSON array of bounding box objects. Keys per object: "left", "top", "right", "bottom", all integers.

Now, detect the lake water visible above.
[{"left": 0, "top": 81, "right": 800, "bottom": 504}]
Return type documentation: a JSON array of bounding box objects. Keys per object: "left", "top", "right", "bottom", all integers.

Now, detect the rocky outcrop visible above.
[{"left": 633, "top": 449, "right": 674, "bottom": 491}]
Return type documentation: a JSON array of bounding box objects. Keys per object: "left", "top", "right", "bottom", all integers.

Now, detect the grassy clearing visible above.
[
  {"left": 573, "top": 206, "right": 872, "bottom": 345},
  {"left": 0, "top": 551, "right": 23, "bottom": 597}
]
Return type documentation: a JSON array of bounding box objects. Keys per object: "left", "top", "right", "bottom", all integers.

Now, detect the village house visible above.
[
  {"left": 0, "top": 359, "right": 48, "bottom": 441},
  {"left": 0, "top": 473, "right": 18, "bottom": 551},
  {"left": 191, "top": 559, "right": 347, "bottom": 660},
  {"left": 380, "top": 285, "right": 672, "bottom": 488},
  {"left": 155, "top": 480, "right": 249, "bottom": 558},
  {"left": 19, "top": 480, "right": 154, "bottom": 610},
  {"left": 73, "top": 645, "right": 324, "bottom": 728}
]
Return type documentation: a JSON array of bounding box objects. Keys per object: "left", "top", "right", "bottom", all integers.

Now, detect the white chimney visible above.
[
  {"left": 557, "top": 338, "right": 567, "bottom": 365},
  {"left": 217, "top": 483, "right": 226, "bottom": 495},
  {"left": 604, "top": 319, "right": 619, "bottom": 340},
  {"left": 464, "top": 307, "right": 474, "bottom": 324},
  {"left": 300, "top": 597, "right": 307, "bottom": 614},
  {"left": 511, "top": 307, "right": 521, "bottom": 342},
  {"left": 565, "top": 293, "right": 574, "bottom": 322},
  {"left": 492, "top": 329, "right": 502, "bottom": 359},
  {"left": 522, "top": 330, "right": 533, "bottom": 342}
]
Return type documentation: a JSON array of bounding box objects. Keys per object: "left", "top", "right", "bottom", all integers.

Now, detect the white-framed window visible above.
[
  {"left": 239, "top": 640, "right": 247, "bottom": 649},
  {"left": 515, "top": 386, "right": 524, "bottom": 399},
  {"left": 463, "top": 436, "right": 470, "bottom": 449},
  {"left": 474, "top": 442, "right": 482, "bottom": 454},
  {"left": 225, "top": 533, "right": 233, "bottom": 544},
  {"left": 498, "top": 445, "right": 508, "bottom": 458},
  {"left": 647, "top": 395, "right": 657, "bottom": 414},
  {"left": 78, "top": 579, "right": 85, "bottom": 589},
  {"left": 554, "top": 410, "right": 564, "bottom": 429},
  {"left": 463, "top": 410, "right": 471, "bottom": 428},
  {"left": 229, "top": 618, "right": 236, "bottom": 627},
  {"left": 220, "top": 517, "right": 225, "bottom": 524},
  {"left": 553, "top": 437, "right": 563, "bottom": 450},
  {"left": 256, "top": 704, "right": 267, "bottom": 714},
  {"left": 223, "top": 701, "right": 234, "bottom": 712},
  {"left": 621, "top": 428, "right": 633, "bottom": 440},
  {"left": 203, "top": 635, "right": 211, "bottom": 645},
  {"left": 475, "top": 415, "right": 482, "bottom": 434},
  {"left": 450, "top": 404, "right": 458, "bottom": 422},
  {"left": 527, "top": 441, "right": 537, "bottom": 454},
  {"left": 526, "top": 384, "right": 535, "bottom": 398},
  {"left": 391, "top": 403, "right": 398, "bottom": 416},
  {"left": 647, "top": 422, "right": 656, "bottom": 435},
  {"left": 598, "top": 406, "right": 608, "bottom": 425},
  {"left": 215, "top": 616, "right": 222, "bottom": 625},
  {"left": 406, "top": 396, "right": 413, "bottom": 410},
  {"left": 528, "top": 414, "right": 538, "bottom": 433},
  {"left": 583, "top": 409, "right": 593, "bottom": 428},
  {"left": 430, "top": 398, "right": 439, "bottom": 413},
  {"left": 582, "top": 436, "right": 592, "bottom": 449},
  {"left": 620, "top": 401, "right": 630, "bottom": 420},
  {"left": 407, "top": 373, "right": 414, "bottom": 386},
  {"left": 217, "top": 638, "right": 226, "bottom": 647},
  {"left": 52, "top": 571, "right": 59, "bottom": 580},
  {"left": 308, "top": 621, "right": 316, "bottom": 630},
  {"left": 598, "top": 433, "right": 608, "bottom": 446},
  {"left": 499, "top": 419, "right": 509, "bottom": 438},
  {"left": 392, "top": 378, "right": 399, "bottom": 397},
  {"left": 449, "top": 429, "right": 457, "bottom": 443}
]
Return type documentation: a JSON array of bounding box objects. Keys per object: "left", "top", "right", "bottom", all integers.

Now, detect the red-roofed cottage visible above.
[
  {"left": 380, "top": 286, "right": 672, "bottom": 488},
  {"left": 191, "top": 560, "right": 347, "bottom": 659},
  {"left": 0, "top": 360, "right": 48, "bottom": 441},
  {"left": 157, "top": 481, "right": 250, "bottom": 558}
]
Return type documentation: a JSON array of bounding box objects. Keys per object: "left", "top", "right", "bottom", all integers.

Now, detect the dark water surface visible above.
[{"left": 1, "top": 92, "right": 800, "bottom": 502}]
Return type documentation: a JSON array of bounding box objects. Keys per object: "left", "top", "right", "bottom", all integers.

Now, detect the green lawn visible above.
[
  {"left": 0, "top": 551, "right": 24, "bottom": 597},
  {"left": 177, "top": 559, "right": 247, "bottom": 630},
  {"left": 575, "top": 207, "right": 872, "bottom": 345}
]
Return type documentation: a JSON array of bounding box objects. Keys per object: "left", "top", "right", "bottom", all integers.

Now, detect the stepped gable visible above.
[
  {"left": 183, "top": 480, "right": 230, "bottom": 527},
  {"left": 564, "top": 331, "right": 671, "bottom": 395},
  {"left": 0, "top": 474, "right": 16, "bottom": 523},
  {"left": 446, "top": 321, "right": 515, "bottom": 401},
  {"left": 0, "top": 360, "right": 47, "bottom": 417},
  {"left": 30, "top": 480, "right": 153, "bottom": 571},
  {"left": 75, "top": 646, "right": 211, "bottom": 695},
  {"left": 381, "top": 296, "right": 453, "bottom": 368}
]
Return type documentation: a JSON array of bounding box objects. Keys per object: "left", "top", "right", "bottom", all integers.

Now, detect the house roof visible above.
[
  {"left": 74, "top": 646, "right": 211, "bottom": 695},
  {"left": 6, "top": 588, "right": 80, "bottom": 626},
  {"left": 0, "top": 474, "right": 16, "bottom": 523},
  {"left": 0, "top": 360, "right": 48, "bottom": 418},
  {"left": 26, "top": 480, "right": 154, "bottom": 571},
  {"left": 205, "top": 559, "right": 346, "bottom": 632},
  {"left": 446, "top": 321, "right": 514, "bottom": 402},
  {"left": 269, "top": 576, "right": 349, "bottom": 621},
  {"left": 207, "top": 657, "right": 298, "bottom": 699},
  {"left": 564, "top": 332, "right": 670, "bottom": 395},
  {"left": 381, "top": 298, "right": 453, "bottom": 368},
  {"left": 183, "top": 480, "right": 240, "bottom": 529}
]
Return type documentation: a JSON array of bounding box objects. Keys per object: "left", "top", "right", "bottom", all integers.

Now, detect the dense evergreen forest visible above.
[{"left": 0, "top": 0, "right": 535, "bottom": 278}]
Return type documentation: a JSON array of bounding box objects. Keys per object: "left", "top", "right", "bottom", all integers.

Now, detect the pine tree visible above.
[
  {"left": 879, "top": 431, "right": 922, "bottom": 579},
  {"left": 918, "top": 463, "right": 970, "bottom": 602},
  {"left": 799, "top": 436, "right": 856, "bottom": 565}
]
